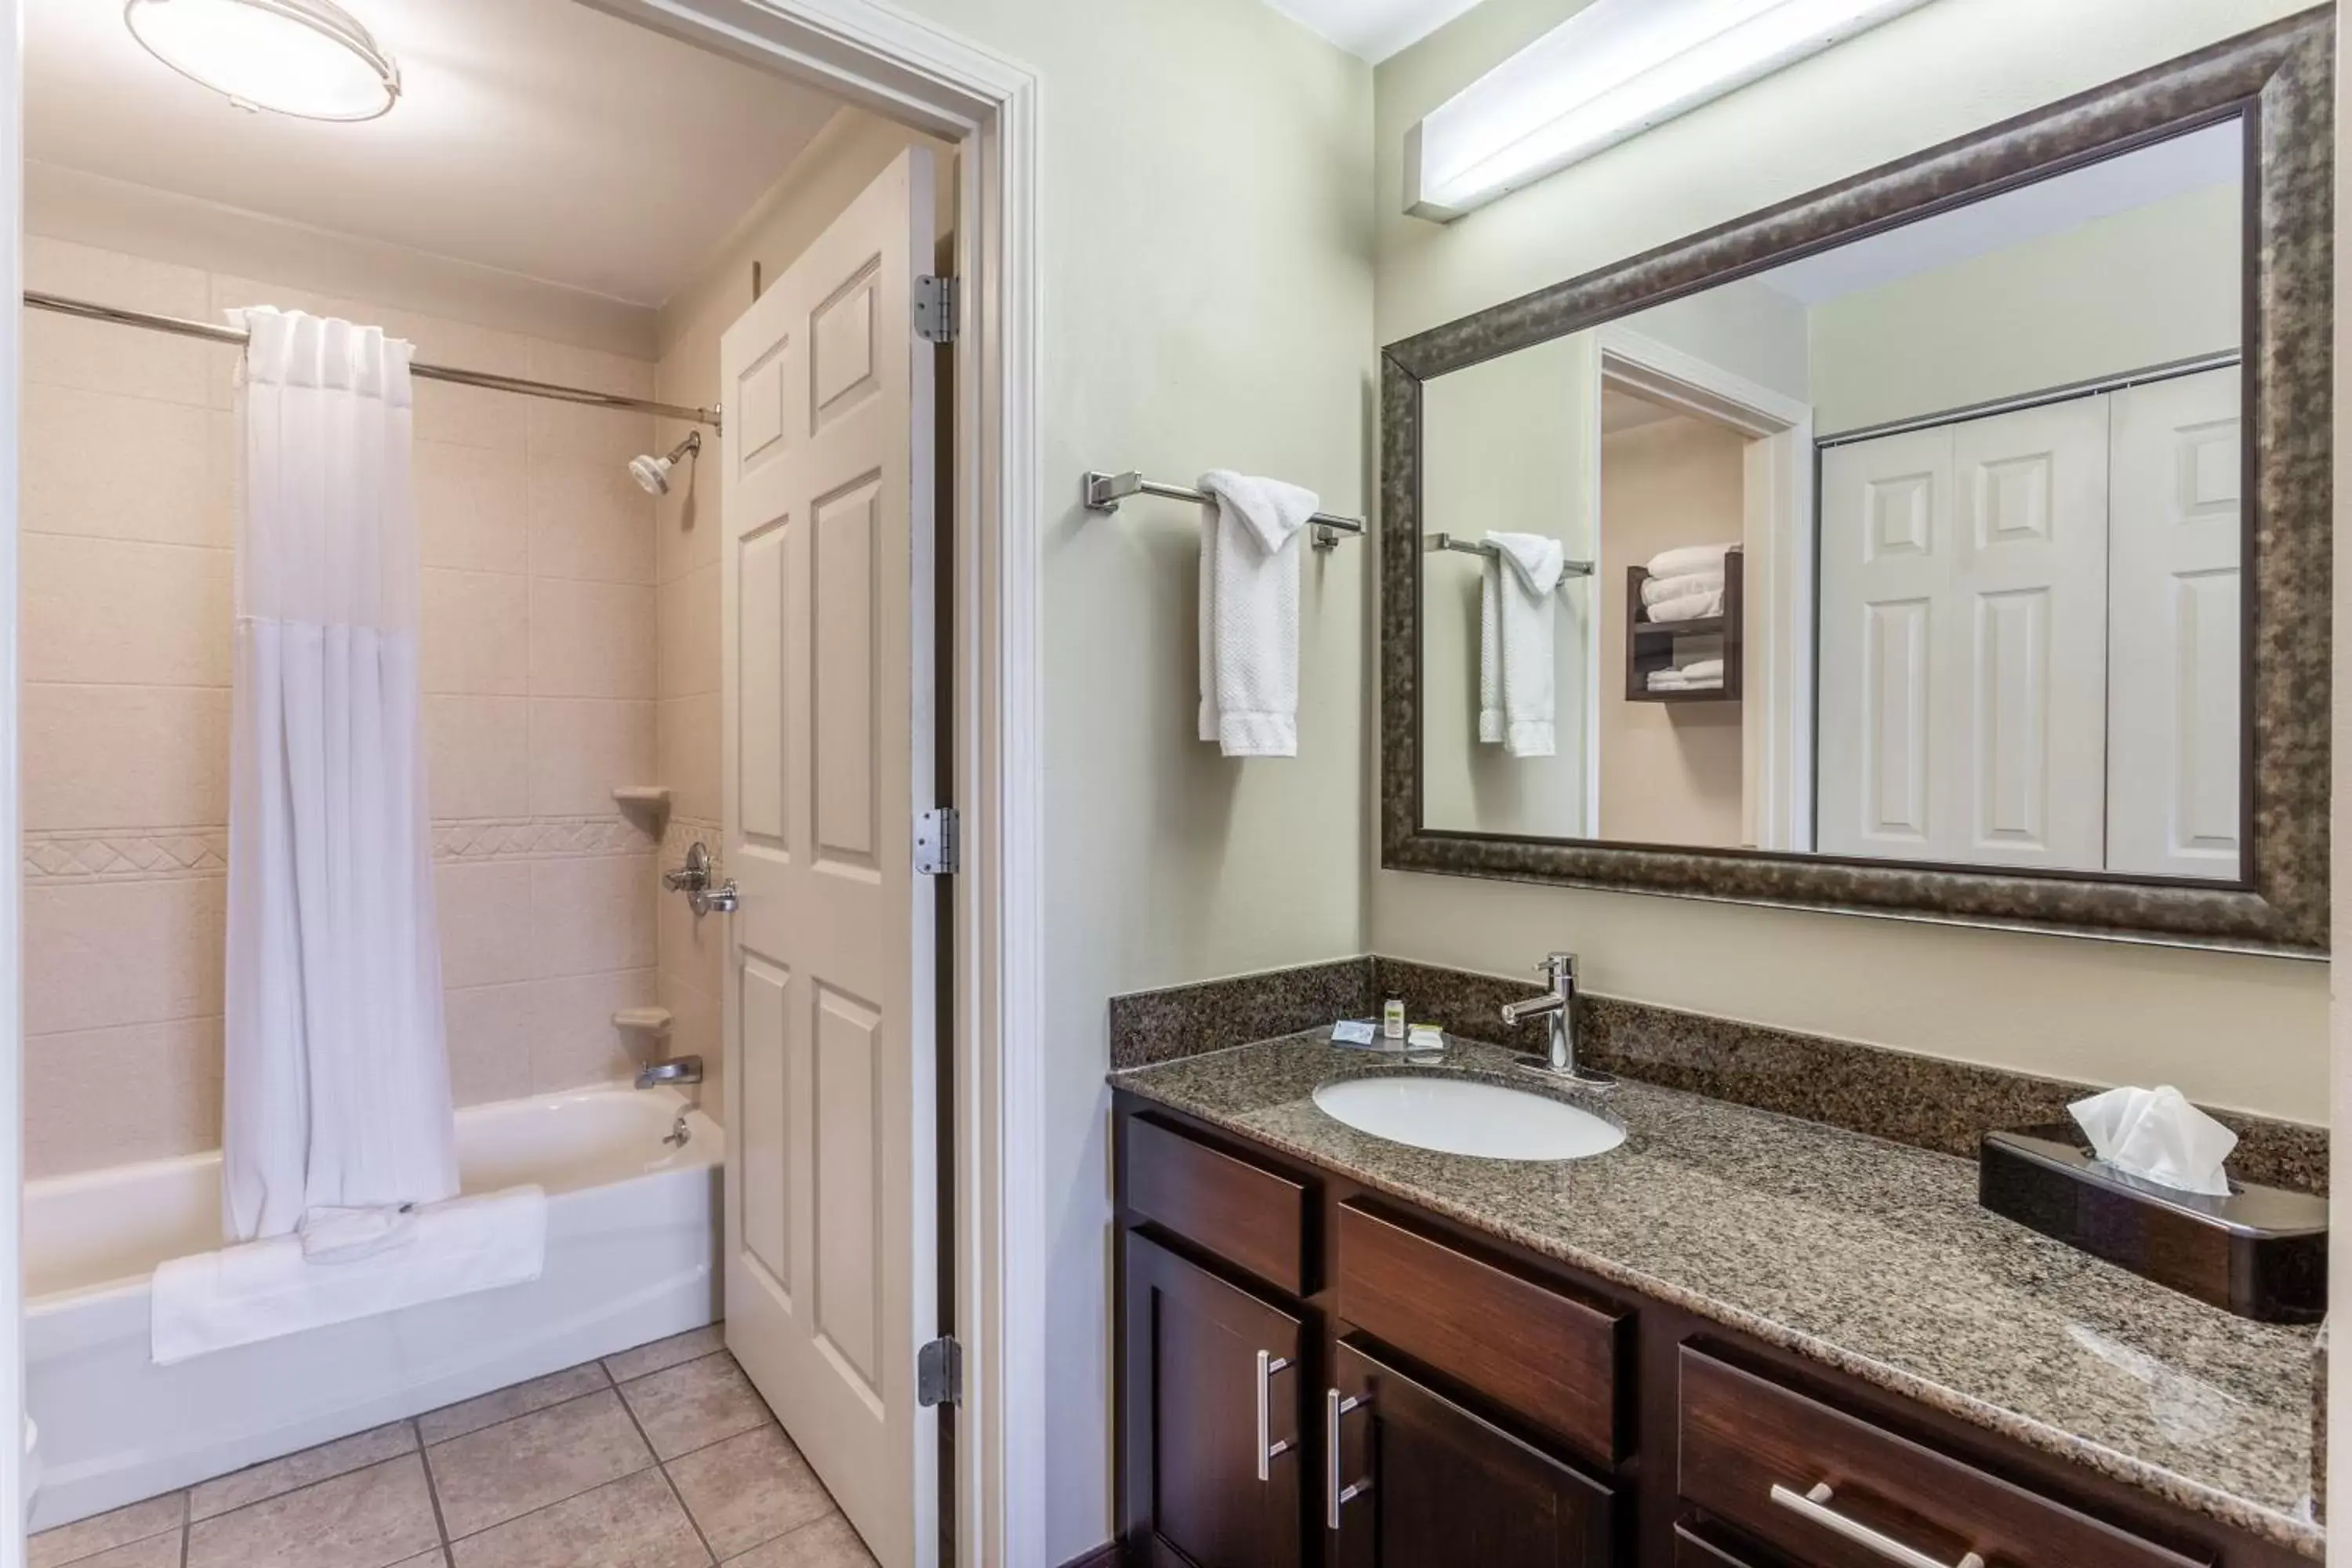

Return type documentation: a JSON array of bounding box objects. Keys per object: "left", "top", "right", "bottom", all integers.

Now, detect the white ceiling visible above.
[
  {"left": 1758, "top": 121, "right": 2241, "bottom": 307},
  {"left": 25, "top": 0, "right": 844, "bottom": 308},
  {"left": 1601, "top": 387, "right": 1680, "bottom": 435},
  {"left": 1263, "top": 0, "right": 1486, "bottom": 63}
]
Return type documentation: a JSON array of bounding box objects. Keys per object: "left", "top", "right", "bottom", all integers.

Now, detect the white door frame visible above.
[
  {"left": 1593, "top": 327, "right": 1814, "bottom": 852},
  {"left": 0, "top": 2, "right": 1047, "bottom": 1566}
]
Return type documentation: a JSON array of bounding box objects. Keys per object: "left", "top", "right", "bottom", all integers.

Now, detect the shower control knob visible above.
[{"left": 691, "top": 880, "right": 739, "bottom": 917}]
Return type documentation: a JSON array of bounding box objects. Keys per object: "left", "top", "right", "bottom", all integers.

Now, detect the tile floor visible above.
[{"left": 31, "top": 1326, "right": 878, "bottom": 1568}]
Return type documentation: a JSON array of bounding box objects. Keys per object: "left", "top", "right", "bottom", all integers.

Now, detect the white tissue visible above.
[{"left": 2068, "top": 1085, "right": 2238, "bottom": 1198}]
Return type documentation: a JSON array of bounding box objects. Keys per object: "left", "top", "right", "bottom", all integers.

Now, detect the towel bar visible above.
[
  {"left": 1425, "top": 532, "right": 1595, "bottom": 577},
  {"left": 1083, "top": 470, "right": 1364, "bottom": 550}
]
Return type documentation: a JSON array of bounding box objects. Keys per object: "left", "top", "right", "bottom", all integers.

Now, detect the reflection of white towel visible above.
[
  {"left": 1646, "top": 543, "right": 1734, "bottom": 577},
  {"left": 1196, "top": 471, "right": 1319, "bottom": 757},
  {"left": 1641, "top": 569, "right": 1722, "bottom": 607},
  {"left": 1477, "top": 532, "right": 1567, "bottom": 757},
  {"left": 152, "top": 1186, "right": 547, "bottom": 1366},
  {"left": 1644, "top": 587, "right": 1723, "bottom": 623}
]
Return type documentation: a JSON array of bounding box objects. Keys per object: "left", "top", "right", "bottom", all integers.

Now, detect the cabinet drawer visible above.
[
  {"left": 1125, "top": 1114, "right": 1309, "bottom": 1295},
  {"left": 1678, "top": 1348, "right": 2207, "bottom": 1568},
  {"left": 1335, "top": 1202, "right": 1627, "bottom": 1464}
]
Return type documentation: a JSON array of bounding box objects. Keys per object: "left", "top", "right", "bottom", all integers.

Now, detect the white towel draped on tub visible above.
[
  {"left": 224, "top": 307, "right": 458, "bottom": 1244},
  {"left": 1196, "top": 470, "right": 1321, "bottom": 757},
  {"left": 153, "top": 1188, "right": 548, "bottom": 1366},
  {"left": 1477, "top": 532, "right": 1567, "bottom": 757}
]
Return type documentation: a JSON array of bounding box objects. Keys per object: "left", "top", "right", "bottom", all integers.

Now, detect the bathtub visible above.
[{"left": 25, "top": 1084, "right": 722, "bottom": 1531}]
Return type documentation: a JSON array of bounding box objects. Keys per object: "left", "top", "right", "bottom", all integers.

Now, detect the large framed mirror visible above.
[{"left": 1380, "top": 10, "right": 2332, "bottom": 956}]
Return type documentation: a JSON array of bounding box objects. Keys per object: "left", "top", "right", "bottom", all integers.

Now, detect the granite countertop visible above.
[{"left": 1110, "top": 1031, "right": 2325, "bottom": 1558}]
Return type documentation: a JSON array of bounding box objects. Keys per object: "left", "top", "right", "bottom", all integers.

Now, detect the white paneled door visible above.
[
  {"left": 720, "top": 147, "right": 939, "bottom": 1568},
  {"left": 1817, "top": 397, "right": 2111, "bottom": 870},
  {"left": 2106, "top": 367, "right": 2242, "bottom": 880}
]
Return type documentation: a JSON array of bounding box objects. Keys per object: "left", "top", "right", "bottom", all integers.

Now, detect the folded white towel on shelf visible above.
[
  {"left": 1640, "top": 568, "right": 1722, "bottom": 608},
  {"left": 151, "top": 1186, "right": 547, "bottom": 1366},
  {"left": 1645, "top": 543, "right": 1736, "bottom": 578},
  {"left": 1196, "top": 470, "right": 1320, "bottom": 758},
  {"left": 1646, "top": 670, "right": 1724, "bottom": 692},
  {"left": 1478, "top": 532, "right": 1567, "bottom": 757},
  {"left": 1642, "top": 587, "right": 1723, "bottom": 623},
  {"left": 1675, "top": 658, "right": 1725, "bottom": 683}
]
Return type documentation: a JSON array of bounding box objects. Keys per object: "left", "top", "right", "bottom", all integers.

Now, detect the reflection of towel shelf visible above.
[{"left": 1627, "top": 549, "right": 1742, "bottom": 703}]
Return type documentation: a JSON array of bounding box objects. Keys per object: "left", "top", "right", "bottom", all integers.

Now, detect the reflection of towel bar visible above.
[
  {"left": 1425, "top": 532, "right": 1595, "bottom": 577},
  {"left": 1082, "top": 470, "right": 1363, "bottom": 550}
]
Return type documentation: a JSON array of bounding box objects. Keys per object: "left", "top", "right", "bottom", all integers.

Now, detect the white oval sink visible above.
[{"left": 1311, "top": 1076, "right": 1626, "bottom": 1161}]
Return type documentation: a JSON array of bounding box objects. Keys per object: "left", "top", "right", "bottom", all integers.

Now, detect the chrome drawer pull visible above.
[
  {"left": 1325, "top": 1388, "right": 1372, "bottom": 1530},
  {"left": 1254, "top": 1352, "right": 1292, "bottom": 1482},
  {"left": 1770, "top": 1483, "right": 1986, "bottom": 1568}
]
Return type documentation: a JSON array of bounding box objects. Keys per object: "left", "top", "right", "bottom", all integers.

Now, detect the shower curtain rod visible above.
[{"left": 23, "top": 290, "right": 724, "bottom": 433}]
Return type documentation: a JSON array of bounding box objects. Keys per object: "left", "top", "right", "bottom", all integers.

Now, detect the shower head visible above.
[{"left": 629, "top": 430, "right": 702, "bottom": 496}]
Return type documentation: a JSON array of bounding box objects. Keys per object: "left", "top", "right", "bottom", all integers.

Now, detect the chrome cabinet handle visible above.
[
  {"left": 1325, "top": 1388, "right": 1371, "bottom": 1530},
  {"left": 1770, "top": 1483, "right": 1986, "bottom": 1568},
  {"left": 1253, "top": 1352, "right": 1292, "bottom": 1483}
]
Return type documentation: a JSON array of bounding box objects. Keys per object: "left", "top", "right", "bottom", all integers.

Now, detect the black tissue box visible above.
[{"left": 1979, "top": 1125, "right": 2325, "bottom": 1323}]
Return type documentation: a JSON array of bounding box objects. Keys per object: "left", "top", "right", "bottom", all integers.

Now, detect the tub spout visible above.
[{"left": 635, "top": 1056, "right": 703, "bottom": 1090}]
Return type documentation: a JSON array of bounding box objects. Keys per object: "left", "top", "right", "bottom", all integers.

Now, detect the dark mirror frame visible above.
[{"left": 1379, "top": 9, "right": 2333, "bottom": 956}]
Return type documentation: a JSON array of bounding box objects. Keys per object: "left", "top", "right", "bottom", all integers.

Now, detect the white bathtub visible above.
[{"left": 25, "top": 1084, "right": 722, "bottom": 1531}]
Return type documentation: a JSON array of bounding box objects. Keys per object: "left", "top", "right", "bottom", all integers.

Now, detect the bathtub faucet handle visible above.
[{"left": 635, "top": 1056, "right": 703, "bottom": 1091}]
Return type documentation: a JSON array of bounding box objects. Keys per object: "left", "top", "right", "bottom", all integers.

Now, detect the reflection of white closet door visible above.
[
  {"left": 1817, "top": 399, "right": 2110, "bottom": 869},
  {"left": 1819, "top": 428, "right": 1949, "bottom": 859},
  {"left": 2106, "top": 367, "right": 2241, "bottom": 880}
]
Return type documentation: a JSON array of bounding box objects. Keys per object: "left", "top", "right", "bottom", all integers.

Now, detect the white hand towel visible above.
[
  {"left": 1196, "top": 470, "right": 1319, "bottom": 757},
  {"left": 1675, "top": 657, "right": 1725, "bottom": 683},
  {"left": 1643, "top": 587, "right": 1724, "bottom": 623},
  {"left": 298, "top": 1203, "right": 420, "bottom": 1263},
  {"left": 151, "top": 1186, "right": 547, "bottom": 1366},
  {"left": 1645, "top": 543, "right": 1735, "bottom": 578},
  {"left": 1477, "top": 532, "right": 1566, "bottom": 757},
  {"left": 1640, "top": 568, "right": 1723, "bottom": 608}
]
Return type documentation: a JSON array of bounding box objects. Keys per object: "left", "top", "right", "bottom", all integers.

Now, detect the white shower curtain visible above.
[{"left": 223, "top": 307, "right": 459, "bottom": 1243}]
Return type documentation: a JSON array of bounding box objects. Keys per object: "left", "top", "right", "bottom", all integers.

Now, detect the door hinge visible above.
[
  {"left": 914, "top": 806, "right": 960, "bottom": 876},
  {"left": 913, "top": 274, "right": 959, "bottom": 343},
  {"left": 917, "top": 1336, "right": 963, "bottom": 1407}
]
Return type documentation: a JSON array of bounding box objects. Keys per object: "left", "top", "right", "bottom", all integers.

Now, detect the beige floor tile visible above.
[
  {"left": 31, "top": 1492, "right": 186, "bottom": 1568},
  {"left": 426, "top": 1388, "right": 652, "bottom": 1539},
  {"left": 663, "top": 1425, "right": 832, "bottom": 1559},
  {"left": 50, "top": 1534, "right": 181, "bottom": 1568},
  {"left": 616, "top": 1352, "right": 772, "bottom": 1461},
  {"left": 390, "top": 1555, "right": 451, "bottom": 1568},
  {"left": 603, "top": 1325, "right": 724, "bottom": 1384},
  {"left": 419, "top": 1362, "right": 611, "bottom": 1446},
  {"left": 720, "top": 1513, "right": 877, "bottom": 1568},
  {"left": 186, "top": 1454, "right": 440, "bottom": 1568},
  {"left": 191, "top": 1420, "right": 417, "bottom": 1520},
  {"left": 447, "top": 1469, "right": 708, "bottom": 1568}
]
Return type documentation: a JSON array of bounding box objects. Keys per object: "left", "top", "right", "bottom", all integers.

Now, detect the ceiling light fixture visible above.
[
  {"left": 1406, "top": 0, "right": 1933, "bottom": 222},
  {"left": 124, "top": 0, "right": 401, "bottom": 122}
]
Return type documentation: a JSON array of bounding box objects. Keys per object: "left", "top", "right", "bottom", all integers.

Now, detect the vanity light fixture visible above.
[
  {"left": 1406, "top": 0, "right": 1933, "bottom": 221},
  {"left": 124, "top": 0, "right": 401, "bottom": 122}
]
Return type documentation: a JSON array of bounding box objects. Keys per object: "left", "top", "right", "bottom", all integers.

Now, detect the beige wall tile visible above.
[
  {"left": 413, "top": 376, "right": 531, "bottom": 453},
  {"left": 655, "top": 867, "right": 725, "bottom": 993},
  {"left": 529, "top": 457, "right": 656, "bottom": 585},
  {"left": 529, "top": 967, "right": 657, "bottom": 1093},
  {"left": 25, "top": 1015, "right": 224, "bottom": 1176},
  {"left": 527, "top": 341, "right": 655, "bottom": 401},
  {"left": 435, "top": 860, "right": 536, "bottom": 989},
  {"left": 415, "top": 440, "right": 529, "bottom": 575},
  {"left": 25, "top": 875, "right": 225, "bottom": 1035},
  {"left": 532, "top": 855, "right": 655, "bottom": 978},
  {"left": 24, "top": 535, "right": 232, "bottom": 688},
  {"left": 444, "top": 982, "right": 536, "bottom": 1107},
  {"left": 26, "top": 238, "right": 223, "bottom": 405},
  {"left": 419, "top": 568, "right": 530, "bottom": 695},
  {"left": 656, "top": 564, "right": 720, "bottom": 698},
  {"left": 528, "top": 395, "right": 657, "bottom": 470},
  {"left": 424, "top": 695, "right": 531, "bottom": 820},
  {"left": 656, "top": 693, "right": 720, "bottom": 826},
  {"left": 656, "top": 972, "right": 722, "bottom": 1129},
  {"left": 652, "top": 445, "right": 718, "bottom": 586},
  {"left": 23, "top": 384, "right": 232, "bottom": 548},
  {"left": 528, "top": 699, "right": 654, "bottom": 818},
  {"left": 530, "top": 578, "right": 654, "bottom": 699},
  {"left": 24, "top": 684, "right": 233, "bottom": 830}
]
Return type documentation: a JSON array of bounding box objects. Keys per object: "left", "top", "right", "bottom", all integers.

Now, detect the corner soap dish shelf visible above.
[{"left": 612, "top": 1007, "right": 673, "bottom": 1036}]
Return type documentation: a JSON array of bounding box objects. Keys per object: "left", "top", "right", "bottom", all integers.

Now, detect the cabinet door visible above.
[
  {"left": 1121, "top": 1231, "right": 1306, "bottom": 1568},
  {"left": 1330, "top": 1342, "right": 1616, "bottom": 1568}
]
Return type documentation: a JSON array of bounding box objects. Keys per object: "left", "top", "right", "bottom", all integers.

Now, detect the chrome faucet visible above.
[
  {"left": 635, "top": 1055, "right": 703, "bottom": 1091},
  {"left": 1500, "top": 952, "right": 1613, "bottom": 1088},
  {"left": 662, "top": 843, "right": 739, "bottom": 916}
]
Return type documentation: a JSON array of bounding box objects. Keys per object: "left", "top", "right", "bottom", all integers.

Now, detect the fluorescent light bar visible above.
[{"left": 1406, "top": 0, "right": 1935, "bottom": 221}]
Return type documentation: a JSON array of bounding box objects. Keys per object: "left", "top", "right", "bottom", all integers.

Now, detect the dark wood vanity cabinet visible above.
[{"left": 1113, "top": 1093, "right": 2315, "bottom": 1568}]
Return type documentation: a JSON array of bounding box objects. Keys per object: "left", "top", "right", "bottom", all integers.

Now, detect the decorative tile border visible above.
[{"left": 25, "top": 815, "right": 659, "bottom": 881}]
